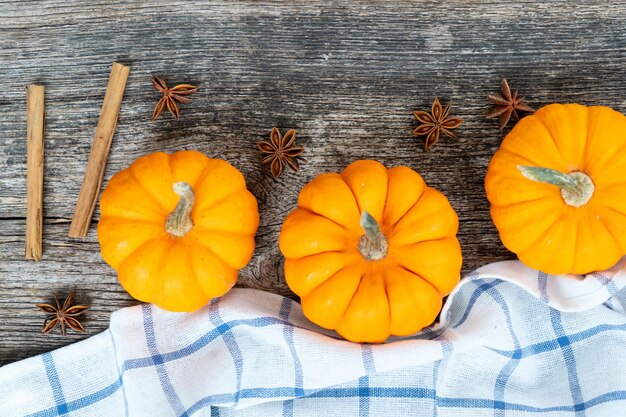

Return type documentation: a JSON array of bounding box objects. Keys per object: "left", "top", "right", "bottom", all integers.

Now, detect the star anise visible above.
[
  {"left": 36, "top": 289, "right": 88, "bottom": 336},
  {"left": 151, "top": 75, "right": 198, "bottom": 120},
  {"left": 487, "top": 79, "right": 535, "bottom": 131},
  {"left": 257, "top": 128, "right": 305, "bottom": 179},
  {"left": 413, "top": 98, "right": 463, "bottom": 150}
]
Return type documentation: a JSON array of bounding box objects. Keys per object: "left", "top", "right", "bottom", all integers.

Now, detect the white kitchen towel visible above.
[{"left": 1, "top": 259, "right": 626, "bottom": 417}]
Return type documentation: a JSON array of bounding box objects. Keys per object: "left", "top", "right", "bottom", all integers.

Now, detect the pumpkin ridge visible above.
[
  {"left": 310, "top": 261, "right": 363, "bottom": 297},
  {"left": 388, "top": 235, "right": 451, "bottom": 250},
  {"left": 289, "top": 256, "right": 364, "bottom": 300},
  {"left": 497, "top": 146, "right": 558, "bottom": 172},
  {"left": 516, "top": 213, "right": 571, "bottom": 269},
  {"left": 386, "top": 266, "right": 440, "bottom": 298},
  {"left": 185, "top": 231, "right": 248, "bottom": 270},
  {"left": 537, "top": 104, "right": 590, "bottom": 170},
  {"left": 582, "top": 135, "right": 626, "bottom": 177},
  {"left": 592, "top": 174, "right": 626, "bottom": 189},
  {"left": 489, "top": 195, "right": 554, "bottom": 210},
  {"left": 192, "top": 159, "right": 244, "bottom": 191},
  {"left": 335, "top": 270, "right": 387, "bottom": 342},
  {"left": 192, "top": 189, "right": 251, "bottom": 218},
  {"left": 387, "top": 188, "right": 458, "bottom": 243},
  {"left": 382, "top": 184, "right": 430, "bottom": 232},
  {"left": 498, "top": 113, "right": 568, "bottom": 170},
  {"left": 583, "top": 107, "right": 596, "bottom": 173},
  {"left": 116, "top": 237, "right": 169, "bottom": 296},
  {"left": 189, "top": 163, "right": 214, "bottom": 189},
  {"left": 383, "top": 266, "right": 441, "bottom": 332},
  {"left": 394, "top": 264, "right": 444, "bottom": 296},
  {"left": 571, "top": 104, "right": 590, "bottom": 169},
  {"left": 596, "top": 206, "right": 626, "bottom": 253},
  {"left": 340, "top": 161, "right": 388, "bottom": 223},
  {"left": 109, "top": 234, "right": 165, "bottom": 269},
  {"left": 490, "top": 198, "right": 564, "bottom": 254},
  {"left": 533, "top": 105, "right": 570, "bottom": 160},
  {"left": 126, "top": 165, "right": 171, "bottom": 213},
  {"left": 189, "top": 242, "right": 238, "bottom": 298},
  {"left": 381, "top": 271, "right": 392, "bottom": 335},
  {"left": 566, "top": 213, "right": 582, "bottom": 274},
  {"left": 182, "top": 241, "right": 213, "bottom": 303},
  {"left": 189, "top": 228, "right": 253, "bottom": 239},
  {"left": 295, "top": 206, "right": 361, "bottom": 237},
  {"left": 499, "top": 210, "right": 561, "bottom": 254},
  {"left": 492, "top": 148, "right": 539, "bottom": 171},
  {"left": 153, "top": 241, "right": 176, "bottom": 307},
  {"left": 98, "top": 215, "right": 163, "bottom": 226},
  {"left": 604, "top": 203, "right": 626, "bottom": 219},
  {"left": 287, "top": 250, "right": 362, "bottom": 266}
]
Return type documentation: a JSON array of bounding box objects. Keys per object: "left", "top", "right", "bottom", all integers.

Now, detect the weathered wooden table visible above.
[{"left": 1, "top": 1, "right": 625, "bottom": 365}]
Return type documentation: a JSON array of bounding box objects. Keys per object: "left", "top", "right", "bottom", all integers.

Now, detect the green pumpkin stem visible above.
[
  {"left": 518, "top": 166, "right": 594, "bottom": 208},
  {"left": 165, "top": 181, "right": 195, "bottom": 237},
  {"left": 359, "top": 211, "right": 388, "bottom": 261}
]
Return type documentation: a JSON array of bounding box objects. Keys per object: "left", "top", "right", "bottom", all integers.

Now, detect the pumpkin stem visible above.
[
  {"left": 518, "top": 166, "right": 594, "bottom": 208},
  {"left": 359, "top": 211, "right": 388, "bottom": 261},
  {"left": 165, "top": 181, "right": 195, "bottom": 237}
]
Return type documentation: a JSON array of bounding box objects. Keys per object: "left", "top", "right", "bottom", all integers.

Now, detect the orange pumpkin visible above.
[
  {"left": 279, "top": 160, "right": 462, "bottom": 343},
  {"left": 485, "top": 103, "right": 626, "bottom": 275},
  {"left": 97, "top": 150, "right": 259, "bottom": 312}
]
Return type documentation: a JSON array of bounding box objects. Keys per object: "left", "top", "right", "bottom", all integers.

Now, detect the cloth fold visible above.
[{"left": 2, "top": 259, "right": 626, "bottom": 417}]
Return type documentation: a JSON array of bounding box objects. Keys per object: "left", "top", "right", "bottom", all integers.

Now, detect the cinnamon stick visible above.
[
  {"left": 25, "top": 85, "right": 45, "bottom": 260},
  {"left": 68, "top": 62, "right": 130, "bottom": 238}
]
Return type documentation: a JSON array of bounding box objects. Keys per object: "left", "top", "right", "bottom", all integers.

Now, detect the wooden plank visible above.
[{"left": 1, "top": 0, "right": 626, "bottom": 364}]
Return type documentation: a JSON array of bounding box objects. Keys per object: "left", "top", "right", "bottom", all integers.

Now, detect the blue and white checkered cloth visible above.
[{"left": 2, "top": 259, "right": 626, "bottom": 417}]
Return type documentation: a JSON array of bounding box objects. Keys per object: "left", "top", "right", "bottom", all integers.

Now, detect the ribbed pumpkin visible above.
[
  {"left": 97, "top": 150, "right": 259, "bottom": 312},
  {"left": 485, "top": 103, "right": 626, "bottom": 275},
  {"left": 279, "top": 160, "right": 462, "bottom": 343}
]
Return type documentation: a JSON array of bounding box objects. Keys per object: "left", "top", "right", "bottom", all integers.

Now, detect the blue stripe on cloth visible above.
[
  {"left": 361, "top": 345, "right": 375, "bottom": 373},
  {"left": 432, "top": 340, "right": 453, "bottom": 417},
  {"left": 538, "top": 272, "right": 548, "bottom": 302},
  {"left": 436, "top": 392, "right": 626, "bottom": 412},
  {"left": 25, "top": 291, "right": 626, "bottom": 417},
  {"left": 549, "top": 308, "right": 586, "bottom": 416},
  {"left": 484, "top": 285, "right": 522, "bottom": 417},
  {"left": 30, "top": 385, "right": 626, "bottom": 417},
  {"left": 142, "top": 305, "right": 188, "bottom": 417},
  {"left": 359, "top": 345, "right": 375, "bottom": 417},
  {"left": 282, "top": 400, "right": 294, "bottom": 417},
  {"left": 453, "top": 280, "right": 501, "bottom": 328},
  {"left": 125, "top": 317, "right": 289, "bottom": 369},
  {"left": 210, "top": 406, "right": 220, "bottom": 417},
  {"left": 488, "top": 323, "right": 626, "bottom": 359},
  {"left": 28, "top": 315, "right": 289, "bottom": 417},
  {"left": 27, "top": 379, "right": 123, "bottom": 417},
  {"left": 209, "top": 299, "right": 245, "bottom": 405},
  {"left": 591, "top": 272, "right": 620, "bottom": 296},
  {"left": 279, "top": 299, "right": 305, "bottom": 397},
  {"left": 358, "top": 376, "right": 369, "bottom": 417},
  {"left": 42, "top": 352, "right": 68, "bottom": 416},
  {"left": 108, "top": 329, "right": 129, "bottom": 417},
  {"left": 312, "top": 386, "right": 436, "bottom": 399}
]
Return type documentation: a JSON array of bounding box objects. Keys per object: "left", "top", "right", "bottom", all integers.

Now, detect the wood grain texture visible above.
[{"left": 2, "top": 0, "right": 626, "bottom": 365}]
